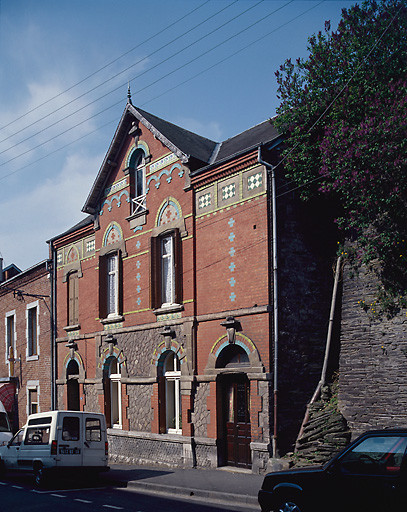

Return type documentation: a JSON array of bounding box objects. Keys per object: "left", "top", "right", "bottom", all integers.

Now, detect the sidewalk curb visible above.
[{"left": 125, "top": 480, "right": 260, "bottom": 508}]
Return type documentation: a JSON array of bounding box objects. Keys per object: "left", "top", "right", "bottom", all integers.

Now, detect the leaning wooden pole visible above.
[{"left": 295, "top": 255, "right": 342, "bottom": 451}]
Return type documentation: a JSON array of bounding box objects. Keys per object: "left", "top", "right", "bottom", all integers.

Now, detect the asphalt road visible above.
[{"left": 0, "top": 473, "right": 258, "bottom": 512}]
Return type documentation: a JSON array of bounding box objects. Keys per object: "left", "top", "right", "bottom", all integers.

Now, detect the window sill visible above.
[
  {"left": 100, "top": 315, "right": 124, "bottom": 325},
  {"left": 26, "top": 355, "right": 39, "bottom": 362},
  {"left": 167, "top": 429, "right": 182, "bottom": 435},
  {"left": 64, "top": 324, "right": 81, "bottom": 332},
  {"left": 126, "top": 209, "right": 148, "bottom": 230},
  {"left": 153, "top": 303, "right": 184, "bottom": 316}
]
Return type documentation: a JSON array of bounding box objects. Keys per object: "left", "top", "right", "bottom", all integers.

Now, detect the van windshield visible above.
[{"left": 0, "top": 412, "right": 11, "bottom": 432}]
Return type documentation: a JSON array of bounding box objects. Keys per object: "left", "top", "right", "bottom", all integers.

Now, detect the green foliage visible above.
[{"left": 275, "top": 0, "right": 407, "bottom": 297}]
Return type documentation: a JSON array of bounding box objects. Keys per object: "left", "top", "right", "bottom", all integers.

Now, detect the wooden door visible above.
[{"left": 224, "top": 375, "right": 251, "bottom": 468}]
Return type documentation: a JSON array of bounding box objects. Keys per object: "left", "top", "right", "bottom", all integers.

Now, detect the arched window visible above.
[
  {"left": 109, "top": 358, "right": 122, "bottom": 429},
  {"left": 66, "top": 359, "right": 80, "bottom": 411},
  {"left": 163, "top": 351, "right": 181, "bottom": 434},
  {"left": 67, "top": 271, "right": 79, "bottom": 326},
  {"left": 103, "top": 357, "right": 122, "bottom": 429},
  {"left": 129, "top": 148, "right": 146, "bottom": 215}
]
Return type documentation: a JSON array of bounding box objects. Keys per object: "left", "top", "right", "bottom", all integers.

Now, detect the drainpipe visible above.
[
  {"left": 50, "top": 242, "right": 57, "bottom": 410},
  {"left": 258, "top": 147, "right": 278, "bottom": 459}
]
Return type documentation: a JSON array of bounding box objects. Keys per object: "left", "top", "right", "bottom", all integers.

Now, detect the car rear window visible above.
[
  {"left": 24, "top": 426, "right": 50, "bottom": 445},
  {"left": 62, "top": 416, "right": 80, "bottom": 441},
  {"left": 28, "top": 416, "right": 52, "bottom": 426},
  {"left": 86, "top": 418, "right": 101, "bottom": 442}
]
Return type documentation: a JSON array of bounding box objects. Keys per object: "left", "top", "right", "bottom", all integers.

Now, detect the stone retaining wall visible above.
[{"left": 338, "top": 263, "right": 407, "bottom": 437}]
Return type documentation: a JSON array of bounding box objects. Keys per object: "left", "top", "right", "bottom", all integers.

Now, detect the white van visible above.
[
  {"left": 0, "top": 411, "right": 109, "bottom": 485},
  {"left": 0, "top": 402, "right": 12, "bottom": 446}
]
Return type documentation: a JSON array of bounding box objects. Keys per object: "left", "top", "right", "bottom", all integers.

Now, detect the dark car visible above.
[{"left": 258, "top": 429, "right": 407, "bottom": 512}]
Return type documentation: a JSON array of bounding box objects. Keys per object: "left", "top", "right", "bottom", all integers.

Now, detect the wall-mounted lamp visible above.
[
  {"left": 220, "top": 316, "right": 240, "bottom": 344},
  {"left": 103, "top": 334, "right": 117, "bottom": 356},
  {"left": 66, "top": 341, "right": 78, "bottom": 359},
  {"left": 159, "top": 326, "right": 175, "bottom": 350}
]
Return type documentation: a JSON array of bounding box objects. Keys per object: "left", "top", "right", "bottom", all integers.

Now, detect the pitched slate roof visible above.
[
  {"left": 136, "top": 107, "right": 217, "bottom": 165},
  {"left": 213, "top": 118, "right": 280, "bottom": 164},
  {"left": 81, "top": 103, "right": 281, "bottom": 215}
]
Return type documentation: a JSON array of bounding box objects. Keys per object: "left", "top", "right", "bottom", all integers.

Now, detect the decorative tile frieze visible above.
[
  {"left": 228, "top": 217, "right": 237, "bottom": 303},
  {"left": 247, "top": 172, "right": 263, "bottom": 190},
  {"left": 149, "top": 153, "right": 178, "bottom": 173},
  {"left": 86, "top": 239, "right": 95, "bottom": 253},
  {"left": 198, "top": 192, "right": 211, "bottom": 209},
  {"left": 222, "top": 183, "right": 236, "bottom": 201},
  {"left": 104, "top": 177, "right": 128, "bottom": 197},
  {"left": 104, "top": 322, "right": 123, "bottom": 331},
  {"left": 100, "top": 190, "right": 130, "bottom": 214},
  {"left": 146, "top": 163, "right": 182, "bottom": 193},
  {"left": 156, "top": 311, "right": 182, "bottom": 322}
]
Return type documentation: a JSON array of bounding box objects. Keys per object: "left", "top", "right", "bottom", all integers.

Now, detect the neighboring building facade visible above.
[
  {"left": 49, "top": 100, "right": 336, "bottom": 472},
  {"left": 0, "top": 259, "right": 52, "bottom": 430}
]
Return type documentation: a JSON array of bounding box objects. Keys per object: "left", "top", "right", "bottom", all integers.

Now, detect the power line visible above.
[
  {"left": 0, "top": 0, "right": 211, "bottom": 135},
  {"left": 143, "top": 0, "right": 320, "bottom": 107},
  {"left": 0, "top": 0, "right": 240, "bottom": 151},
  {"left": 275, "top": 2, "right": 403, "bottom": 199},
  {"left": 0, "top": 0, "right": 321, "bottom": 182},
  {"left": 0, "top": 0, "right": 288, "bottom": 168}
]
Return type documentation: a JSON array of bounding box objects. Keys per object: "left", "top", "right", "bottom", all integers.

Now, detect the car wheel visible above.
[
  {"left": 0, "top": 459, "right": 6, "bottom": 477},
  {"left": 34, "top": 467, "right": 46, "bottom": 487},
  {"left": 275, "top": 497, "right": 304, "bottom": 512}
]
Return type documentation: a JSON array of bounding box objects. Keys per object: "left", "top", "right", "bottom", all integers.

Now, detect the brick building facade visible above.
[
  {"left": 0, "top": 260, "right": 52, "bottom": 430},
  {"left": 47, "top": 100, "right": 335, "bottom": 472}
]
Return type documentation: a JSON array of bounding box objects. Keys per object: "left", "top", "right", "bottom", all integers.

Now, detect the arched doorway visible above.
[
  {"left": 66, "top": 359, "right": 80, "bottom": 411},
  {"left": 217, "top": 344, "right": 251, "bottom": 468},
  {"left": 103, "top": 357, "right": 122, "bottom": 428}
]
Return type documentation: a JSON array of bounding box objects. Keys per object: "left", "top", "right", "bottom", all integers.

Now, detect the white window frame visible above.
[
  {"left": 131, "top": 153, "right": 146, "bottom": 215},
  {"left": 5, "top": 310, "right": 16, "bottom": 374},
  {"left": 161, "top": 234, "right": 175, "bottom": 307},
  {"left": 26, "top": 300, "right": 39, "bottom": 361},
  {"left": 164, "top": 352, "right": 181, "bottom": 434},
  {"left": 26, "top": 380, "right": 40, "bottom": 417},
  {"left": 107, "top": 253, "right": 119, "bottom": 318},
  {"left": 109, "top": 359, "right": 122, "bottom": 429}
]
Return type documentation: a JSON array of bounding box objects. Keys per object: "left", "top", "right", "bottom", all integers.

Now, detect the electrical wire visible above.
[
  {"left": 274, "top": 2, "right": 403, "bottom": 199},
  {"left": 0, "top": 0, "right": 290, "bottom": 168},
  {"left": 0, "top": 0, "right": 240, "bottom": 150},
  {"left": 0, "top": 0, "right": 319, "bottom": 182},
  {"left": 0, "top": 0, "right": 211, "bottom": 134}
]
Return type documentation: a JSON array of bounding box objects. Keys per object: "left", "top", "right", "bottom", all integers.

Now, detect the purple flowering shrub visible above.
[{"left": 275, "top": 0, "right": 407, "bottom": 298}]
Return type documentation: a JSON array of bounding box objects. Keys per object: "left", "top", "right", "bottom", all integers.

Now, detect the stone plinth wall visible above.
[{"left": 108, "top": 430, "right": 187, "bottom": 467}]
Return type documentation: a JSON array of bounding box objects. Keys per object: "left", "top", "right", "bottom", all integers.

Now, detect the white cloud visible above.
[{"left": 0, "top": 151, "right": 102, "bottom": 271}]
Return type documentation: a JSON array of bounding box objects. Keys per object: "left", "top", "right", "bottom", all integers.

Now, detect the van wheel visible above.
[
  {"left": 34, "top": 467, "right": 46, "bottom": 487},
  {"left": 274, "top": 494, "right": 305, "bottom": 512}
]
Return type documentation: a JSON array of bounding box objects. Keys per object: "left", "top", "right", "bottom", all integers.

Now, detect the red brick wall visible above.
[{"left": 0, "top": 263, "right": 52, "bottom": 428}]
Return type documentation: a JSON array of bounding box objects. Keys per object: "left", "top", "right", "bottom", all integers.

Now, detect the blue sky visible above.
[{"left": 0, "top": 0, "right": 354, "bottom": 271}]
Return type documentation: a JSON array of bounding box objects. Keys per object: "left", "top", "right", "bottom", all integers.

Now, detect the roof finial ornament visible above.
[{"left": 127, "top": 82, "right": 133, "bottom": 105}]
